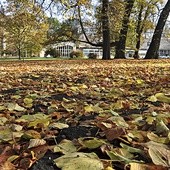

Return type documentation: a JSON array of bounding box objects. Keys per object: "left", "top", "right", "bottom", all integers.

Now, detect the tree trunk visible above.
[
  {"left": 115, "top": 0, "right": 135, "bottom": 59},
  {"left": 145, "top": 0, "right": 170, "bottom": 59},
  {"left": 18, "top": 49, "right": 21, "bottom": 60},
  {"left": 102, "top": 0, "right": 110, "bottom": 60},
  {"left": 18, "top": 45, "right": 21, "bottom": 60},
  {"left": 133, "top": 4, "right": 143, "bottom": 59},
  {"left": 134, "top": 3, "right": 150, "bottom": 59},
  {"left": 0, "top": 36, "right": 3, "bottom": 57}
]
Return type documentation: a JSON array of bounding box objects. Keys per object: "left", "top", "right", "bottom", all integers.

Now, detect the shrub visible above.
[
  {"left": 44, "top": 48, "right": 60, "bottom": 58},
  {"left": 88, "top": 53, "right": 97, "bottom": 59},
  {"left": 70, "top": 50, "right": 83, "bottom": 58}
]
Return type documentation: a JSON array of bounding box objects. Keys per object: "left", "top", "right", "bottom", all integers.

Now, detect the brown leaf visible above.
[
  {"left": 30, "top": 144, "right": 49, "bottom": 160},
  {"left": 19, "top": 158, "right": 33, "bottom": 169},
  {"left": 0, "top": 146, "right": 14, "bottom": 164},
  {"left": 0, "top": 161, "right": 16, "bottom": 170},
  {"left": 129, "top": 163, "right": 168, "bottom": 170},
  {"left": 104, "top": 127, "right": 127, "bottom": 141}
]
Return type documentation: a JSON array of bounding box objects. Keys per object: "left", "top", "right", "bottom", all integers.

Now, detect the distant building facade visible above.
[
  {"left": 139, "top": 37, "right": 170, "bottom": 58},
  {"left": 40, "top": 42, "right": 103, "bottom": 58},
  {"left": 40, "top": 42, "right": 76, "bottom": 58}
]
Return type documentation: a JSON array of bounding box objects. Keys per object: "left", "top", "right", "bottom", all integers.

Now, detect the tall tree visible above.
[
  {"left": 4, "top": 0, "right": 48, "bottom": 59},
  {"left": 145, "top": 0, "right": 170, "bottom": 59},
  {"left": 42, "top": 0, "right": 125, "bottom": 60},
  {"left": 102, "top": 0, "right": 110, "bottom": 60},
  {"left": 0, "top": 3, "right": 6, "bottom": 57},
  {"left": 133, "top": 0, "right": 153, "bottom": 59},
  {"left": 55, "top": 0, "right": 112, "bottom": 59},
  {"left": 115, "top": 0, "right": 135, "bottom": 59},
  {"left": 133, "top": 2, "right": 144, "bottom": 59}
]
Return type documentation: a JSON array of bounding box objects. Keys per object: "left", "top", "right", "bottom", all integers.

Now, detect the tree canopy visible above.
[
  {"left": 0, "top": 0, "right": 169, "bottom": 59},
  {"left": 0, "top": 0, "right": 48, "bottom": 59}
]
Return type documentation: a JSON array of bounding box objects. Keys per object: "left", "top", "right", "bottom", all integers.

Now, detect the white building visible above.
[
  {"left": 139, "top": 37, "right": 170, "bottom": 58},
  {"left": 40, "top": 42, "right": 76, "bottom": 58}
]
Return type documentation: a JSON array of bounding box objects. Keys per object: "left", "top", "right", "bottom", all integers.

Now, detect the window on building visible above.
[{"left": 56, "top": 45, "right": 73, "bottom": 57}]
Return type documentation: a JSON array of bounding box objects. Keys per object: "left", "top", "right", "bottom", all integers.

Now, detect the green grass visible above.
[
  {"left": 0, "top": 56, "right": 88, "bottom": 62},
  {"left": 0, "top": 57, "right": 63, "bottom": 61}
]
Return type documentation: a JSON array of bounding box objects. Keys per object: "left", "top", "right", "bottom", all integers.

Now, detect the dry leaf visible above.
[
  {"left": 28, "top": 139, "right": 46, "bottom": 149},
  {"left": 0, "top": 161, "right": 16, "bottom": 170},
  {"left": 104, "top": 127, "right": 127, "bottom": 141}
]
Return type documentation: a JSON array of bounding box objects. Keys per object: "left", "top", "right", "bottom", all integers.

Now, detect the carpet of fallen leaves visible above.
[{"left": 0, "top": 59, "right": 170, "bottom": 170}]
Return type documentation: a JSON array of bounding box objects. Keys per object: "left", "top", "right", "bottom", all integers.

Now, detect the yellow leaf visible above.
[
  {"left": 54, "top": 139, "right": 77, "bottom": 154},
  {"left": 147, "top": 132, "right": 169, "bottom": 144},
  {"left": 7, "top": 103, "right": 26, "bottom": 112},
  {"left": 0, "top": 105, "right": 6, "bottom": 111},
  {"left": 155, "top": 93, "right": 170, "bottom": 104},
  {"left": 129, "top": 163, "right": 149, "bottom": 170},
  {"left": 24, "top": 98, "right": 33, "bottom": 107},
  {"left": 23, "top": 130, "right": 41, "bottom": 139},
  {"left": 7, "top": 155, "right": 19, "bottom": 162},
  {"left": 54, "top": 152, "right": 103, "bottom": 170},
  {"left": 105, "top": 167, "right": 114, "bottom": 170},
  {"left": 0, "top": 117, "right": 8, "bottom": 125},
  {"left": 112, "top": 100, "right": 123, "bottom": 110},
  {"left": 0, "top": 128, "right": 13, "bottom": 142},
  {"left": 70, "top": 86, "right": 78, "bottom": 91},
  {"left": 136, "top": 79, "right": 144, "bottom": 85},
  {"left": 84, "top": 105, "right": 94, "bottom": 112},
  {"left": 28, "top": 118, "right": 50, "bottom": 128},
  {"left": 79, "top": 84, "right": 88, "bottom": 89},
  {"left": 147, "top": 95, "right": 157, "bottom": 102},
  {"left": 78, "top": 137, "right": 105, "bottom": 149}
]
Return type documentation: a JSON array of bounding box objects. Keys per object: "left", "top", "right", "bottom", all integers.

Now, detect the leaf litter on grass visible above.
[{"left": 0, "top": 60, "right": 170, "bottom": 170}]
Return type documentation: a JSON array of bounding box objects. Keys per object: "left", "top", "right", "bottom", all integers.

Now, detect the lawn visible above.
[{"left": 0, "top": 59, "right": 170, "bottom": 170}]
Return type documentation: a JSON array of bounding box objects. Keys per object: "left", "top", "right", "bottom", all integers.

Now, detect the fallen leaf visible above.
[
  {"left": 22, "top": 130, "right": 41, "bottom": 139},
  {"left": 7, "top": 155, "right": 19, "bottom": 162},
  {"left": 0, "top": 117, "right": 8, "bottom": 126},
  {"left": 11, "top": 124, "right": 23, "bottom": 132},
  {"left": 129, "top": 162, "right": 168, "bottom": 170},
  {"left": 49, "top": 122, "right": 69, "bottom": 130},
  {"left": 104, "top": 127, "right": 127, "bottom": 141},
  {"left": 7, "top": 103, "right": 26, "bottom": 112},
  {"left": 106, "top": 150, "right": 131, "bottom": 163},
  {"left": 28, "top": 118, "right": 50, "bottom": 128},
  {"left": 0, "top": 105, "right": 6, "bottom": 111},
  {"left": 155, "top": 93, "right": 170, "bottom": 104},
  {"left": 54, "top": 139, "right": 77, "bottom": 154},
  {"left": 0, "top": 161, "right": 16, "bottom": 170},
  {"left": 146, "top": 141, "right": 170, "bottom": 167},
  {"left": 120, "top": 143, "right": 144, "bottom": 155},
  {"left": 78, "top": 137, "right": 106, "bottom": 149},
  {"left": 155, "top": 120, "right": 169, "bottom": 135},
  {"left": 24, "top": 97, "right": 33, "bottom": 107},
  {"left": 54, "top": 152, "right": 104, "bottom": 170},
  {"left": 147, "top": 95, "right": 157, "bottom": 102},
  {"left": 147, "top": 132, "right": 169, "bottom": 144},
  {"left": 28, "top": 139, "right": 46, "bottom": 149},
  {"left": 19, "top": 158, "right": 33, "bottom": 169},
  {"left": 0, "top": 128, "right": 13, "bottom": 142}
]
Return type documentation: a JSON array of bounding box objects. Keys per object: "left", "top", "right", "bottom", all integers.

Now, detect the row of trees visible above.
[
  {"left": 44, "top": 0, "right": 170, "bottom": 59},
  {"left": 0, "top": 0, "right": 170, "bottom": 60}
]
